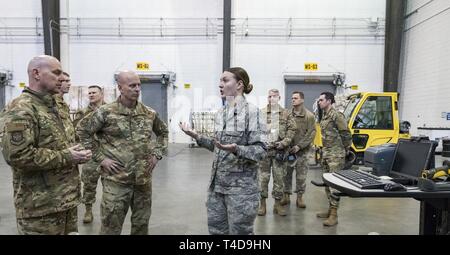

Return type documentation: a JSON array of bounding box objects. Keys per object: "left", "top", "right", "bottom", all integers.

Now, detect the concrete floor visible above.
[{"left": 0, "top": 143, "right": 446, "bottom": 235}]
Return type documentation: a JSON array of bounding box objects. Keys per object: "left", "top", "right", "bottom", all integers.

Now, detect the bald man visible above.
[
  {"left": 77, "top": 70, "right": 168, "bottom": 235},
  {"left": 0, "top": 55, "right": 92, "bottom": 235}
]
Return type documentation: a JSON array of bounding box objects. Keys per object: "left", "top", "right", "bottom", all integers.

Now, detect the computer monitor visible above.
[{"left": 389, "top": 139, "right": 434, "bottom": 180}]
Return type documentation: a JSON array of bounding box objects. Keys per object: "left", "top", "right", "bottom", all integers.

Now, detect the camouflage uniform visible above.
[
  {"left": 54, "top": 94, "right": 71, "bottom": 121},
  {"left": 0, "top": 88, "right": 80, "bottom": 235},
  {"left": 16, "top": 207, "right": 78, "bottom": 235},
  {"left": 73, "top": 102, "right": 105, "bottom": 206},
  {"left": 320, "top": 107, "right": 352, "bottom": 209},
  {"left": 76, "top": 98, "right": 168, "bottom": 235},
  {"left": 73, "top": 101, "right": 105, "bottom": 129},
  {"left": 285, "top": 106, "right": 316, "bottom": 195},
  {"left": 259, "top": 104, "right": 296, "bottom": 200},
  {"left": 195, "top": 95, "right": 267, "bottom": 235}
]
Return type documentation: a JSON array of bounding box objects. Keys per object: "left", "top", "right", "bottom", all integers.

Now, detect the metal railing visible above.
[{"left": 0, "top": 17, "right": 385, "bottom": 40}]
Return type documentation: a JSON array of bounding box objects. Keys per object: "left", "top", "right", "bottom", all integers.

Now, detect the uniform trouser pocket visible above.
[
  {"left": 206, "top": 192, "right": 259, "bottom": 235},
  {"left": 322, "top": 157, "right": 344, "bottom": 208},
  {"left": 17, "top": 207, "right": 77, "bottom": 235},
  {"left": 130, "top": 182, "right": 152, "bottom": 235},
  {"left": 226, "top": 193, "right": 259, "bottom": 235},
  {"left": 271, "top": 159, "right": 286, "bottom": 199},
  {"left": 258, "top": 157, "right": 272, "bottom": 198},
  {"left": 100, "top": 179, "right": 133, "bottom": 235},
  {"left": 285, "top": 153, "right": 309, "bottom": 194},
  {"left": 81, "top": 162, "right": 101, "bottom": 205}
]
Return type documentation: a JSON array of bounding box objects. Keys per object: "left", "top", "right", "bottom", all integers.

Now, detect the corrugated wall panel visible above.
[{"left": 399, "top": 0, "right": 450, "bottom": 134}]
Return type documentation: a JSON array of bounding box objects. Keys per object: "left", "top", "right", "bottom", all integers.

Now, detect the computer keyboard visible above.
[{"left": 333, "top": 170, "right": 386, "bottom": 189}]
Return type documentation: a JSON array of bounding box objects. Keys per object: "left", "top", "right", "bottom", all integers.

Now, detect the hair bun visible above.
[{"left": 244, "top": 83, "right": 253, "bottom": 94}]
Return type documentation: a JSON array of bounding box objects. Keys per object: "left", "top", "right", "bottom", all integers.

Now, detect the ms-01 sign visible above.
[{"left": 447, "top": 113, "right": 450, "bottom": 121}]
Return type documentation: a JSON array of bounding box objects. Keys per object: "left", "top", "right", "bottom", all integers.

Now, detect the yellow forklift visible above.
[{"left": 314, "top": 92, "right": 411, "bottom": 165}]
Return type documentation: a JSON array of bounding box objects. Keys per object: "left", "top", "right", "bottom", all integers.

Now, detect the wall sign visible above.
[
  {"left": 136, "top": 62, "right": 150, "bottom": 71},
  {"left": 304, "top": 63, "right": 318, "bottom": 71}
]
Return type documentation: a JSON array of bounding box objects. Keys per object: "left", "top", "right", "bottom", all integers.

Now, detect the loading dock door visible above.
[
  {"left": 141, "top": 81, "right": 168, "bottom": 123},
  {"left": 284, "top": 75, "right": 338, "bottom": 112}
]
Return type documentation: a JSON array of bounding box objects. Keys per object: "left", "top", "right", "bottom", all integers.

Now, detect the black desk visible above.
[{"left": 323, "top": 173, "right": 450, "bottom": 235}]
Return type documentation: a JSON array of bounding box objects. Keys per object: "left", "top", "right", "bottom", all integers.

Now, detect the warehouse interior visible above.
[{"left": 0, "top": 0, "right": 449, "bottom": 235}]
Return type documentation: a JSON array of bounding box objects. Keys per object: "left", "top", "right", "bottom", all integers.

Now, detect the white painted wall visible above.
[
  {"left": 233, "top": 0, "right": 386, "bottom": 109},
  {"left": 68, "top": 0, "right": 221, "bottom": 18},
  {"left": 233, "top": 42, "right": 385, "bottom": 108},
  {"left": 67, "top": 38, "right": 222, "bottom": 143},
  {"left": 234, "top": 0, "right": 385, "bottom": 18},
  {"left": 0, "top": 0, "right": 43, "bottom": 101},
  {"left": 65, "top": 0, "right": 222, "bottom": 143},
  {"left": 399, "top": 0, "right": 450, "bottom": 135},
  {"left": 0, "top": 0, "right": 41, "bottom": 17},
  {"left": 0, "top": 42, "right": 44, "bottom": 100},
  {"left": 1, "top": 0, "right": 387, "bottom": 143}
]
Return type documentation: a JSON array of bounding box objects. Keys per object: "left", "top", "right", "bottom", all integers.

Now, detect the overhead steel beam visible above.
[
  {"left": 383, "top": 0, "right": 406, "bottom": 92},
  {"left": 42, "top": 0, "right": 60, "bottom": 59}
]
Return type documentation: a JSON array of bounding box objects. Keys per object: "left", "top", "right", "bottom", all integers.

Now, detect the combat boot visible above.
[
  {"left": 273, "top": 199, "right": 287, "bottom": 216},
  {"left": 316, "top": 207, "right": 331, "bottom": 218},
  {"left": 280, "top": 193, "right": 290, "bottom": 206},
  {"left": 83, "top": 204, "right": 93, "bottom": 224},
  {"left": 296, "top": 194, "right": 306, "bottom": 208},
  {"left": 257, "top": 198, "right": 266, "bottom": 216},
  {"left": 323, "top": 207, "right": 338, "bottom": 226}
]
